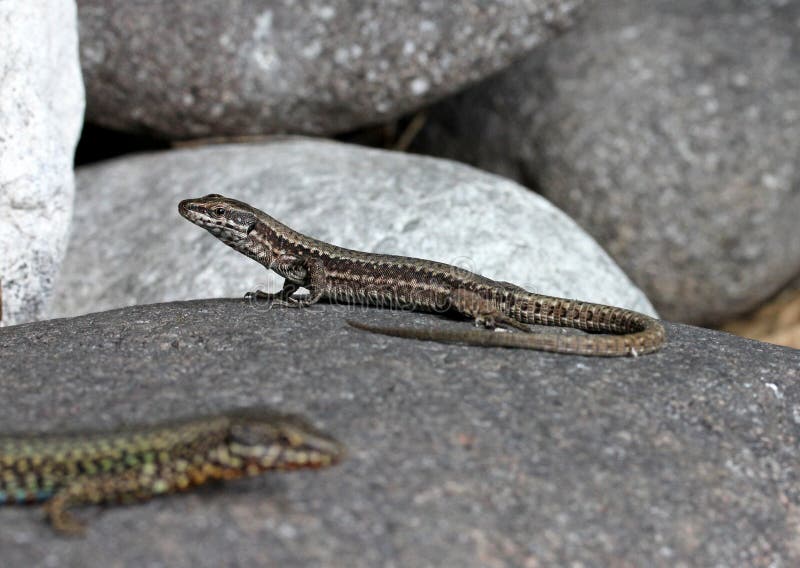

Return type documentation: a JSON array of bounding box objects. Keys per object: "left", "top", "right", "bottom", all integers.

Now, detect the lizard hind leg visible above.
[
  {"left": 474, "top": 311, "right": 532, "bottom": 333},
  {"left": 453, "top": 289, "right": 531, "bottom": 333}
]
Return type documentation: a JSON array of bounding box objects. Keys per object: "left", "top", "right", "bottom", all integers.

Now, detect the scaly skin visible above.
[
  {"left": 0, "top": 408, "right": 344, "bottom": 534},
  {"left": 179, "top": 194, "right": 665, "bottom": 356}
]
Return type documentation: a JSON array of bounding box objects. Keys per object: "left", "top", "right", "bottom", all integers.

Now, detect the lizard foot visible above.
[
  {"left": 474, "top": 312, "right": 531, "bottom": 333},
  {"left": 43, "top": 501, "right": 87, "bottom": 536},
  {"left": 244, "top": 290, "right": 310, "bottom": 308}
]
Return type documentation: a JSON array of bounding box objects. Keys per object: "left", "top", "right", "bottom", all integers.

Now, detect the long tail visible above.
[{"left": 346, "top": 295, "right": 666, "bottom": 357}]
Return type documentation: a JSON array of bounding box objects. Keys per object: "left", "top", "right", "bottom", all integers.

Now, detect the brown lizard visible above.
[{"left": 179, "top": 195, "right": 665, "bottom": 356}]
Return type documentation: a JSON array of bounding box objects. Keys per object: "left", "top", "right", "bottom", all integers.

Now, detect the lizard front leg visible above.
[
  {"left": 295, "top": 257, "right": 326, "bottom": 306},
  {"left": 245, "top": 280, "right": 302, "bottom": 306},
  {"left": 246, "top": 254, "right": 327, "bottom": 308}
]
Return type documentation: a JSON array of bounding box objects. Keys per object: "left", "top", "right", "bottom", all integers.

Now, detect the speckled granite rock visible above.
[
  {"left": 413, "top": 0, "right": 800, "bottom": 326},
  {"left": 0, "top": 301, "right": 798, "bottom": 565},
  {"left": 77, "top": 0, "right": 586, "bottom": 139},
  {"left": 0, "top": 0, "right": 84, "bottom": 326},
  {"left": 51, "top": 138, "right": 656, "bottom": 318}
]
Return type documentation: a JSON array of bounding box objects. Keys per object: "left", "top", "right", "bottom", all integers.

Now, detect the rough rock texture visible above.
[
  {"left": 77, "top": 0, "right": 586, "bottom": 139},
  {"left": 787, "top": 272, "right": 800, "bottom": 294},
  {"left": 1, "top": 300, "right": 799, "bottom": 565},
  {"left": 413, "top": 0, "right": 800, "bottom": 325},
  {"left": 0, "top": 0, "right": 85, "bottom": 326},
  {"left": 51, "top": 138, "right": 656, "bottom": 318}
]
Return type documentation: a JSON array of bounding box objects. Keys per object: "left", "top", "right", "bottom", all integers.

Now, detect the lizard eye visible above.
[{"left": 212, "top": 207, "right": 226, "bottom": 217}]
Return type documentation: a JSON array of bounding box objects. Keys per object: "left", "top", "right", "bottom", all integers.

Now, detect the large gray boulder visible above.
[
  {"left": 0, "top": 0, "right": 84, "bottom": 326},
  {"left": 413, "top": 0, "right": 800, "bottom": 325},
  {"left": 51, "top": 138, "right": 656, "bottom": 318},
  {"left": 77, "top": 0, "right": 587, "bottom": 139},
  {"left": 1, "top": 301, "right": 798, "bottom": 565}
]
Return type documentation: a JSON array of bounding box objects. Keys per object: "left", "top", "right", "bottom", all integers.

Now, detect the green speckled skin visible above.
[{"left": 0, "top": 409, "right": 343, "bottom": 534}]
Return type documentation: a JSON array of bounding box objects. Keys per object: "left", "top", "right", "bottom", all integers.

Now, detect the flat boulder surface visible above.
[{"left": 1, "top": 300, "right": 798, "bottom": 566}]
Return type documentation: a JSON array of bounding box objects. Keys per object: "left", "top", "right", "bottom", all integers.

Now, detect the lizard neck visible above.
[
  {"left": 244, "top": 213, "right": 339, "bottom": 265},
  {"left": 222, "top": 205, "right": 306, "bottom": 268}
]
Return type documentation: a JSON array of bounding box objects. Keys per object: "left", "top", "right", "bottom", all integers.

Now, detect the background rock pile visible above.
[
  {"left": 1, "top": 1, "right": 799, "bottom": 564},
  {"left": 3, "top": 0, "right": 797, "bottom": 343}
]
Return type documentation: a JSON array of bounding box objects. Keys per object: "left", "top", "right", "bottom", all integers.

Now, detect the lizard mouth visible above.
[
  {"left": 178, "top": 199, "right": 216, "bottom": 229},
  {"left": 178, "top": 198, "right": 192, "bottom": 218},
  {"left": 180, "top": 206, "right": 247, "bottom": 243}
]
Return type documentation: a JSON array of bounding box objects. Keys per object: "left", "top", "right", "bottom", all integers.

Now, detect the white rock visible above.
[
  {"left": 52, "top": 138, "right": 657, "bottom": 318},
  {"left": 0, "top": 0, "right": 84, "bottom": 326}
]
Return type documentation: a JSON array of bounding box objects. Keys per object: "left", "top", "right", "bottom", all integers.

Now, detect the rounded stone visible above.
[
  {"left": 0, "top": 0, "right": 84, "bottom": 326},
  {"left": 77, "top": 0, "right": 587, "bottom": 139},
  {"left": 52, "top": 137, "right": 655, "bottom": 319},
  {"left": 413, "top": 0, "right": 800, "bottom": 324}
]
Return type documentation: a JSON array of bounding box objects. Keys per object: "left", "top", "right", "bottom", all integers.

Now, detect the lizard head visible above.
[
  {"left": 179, "top": 194, "right": 259, "bottom": 247},
  {"left": 225, "top": 408, "right": 345, "bottom": 471}
]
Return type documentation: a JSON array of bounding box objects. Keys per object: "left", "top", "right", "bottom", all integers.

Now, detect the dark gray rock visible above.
[
  {"left": 52, "top": 138, "right": 656, "bottom": 319},
  {"left": 786, "top": 272, "right": 800, "bottom": 294},
  {"left": 0, "top": 0, "right": 84, "bottom": 326},
  {"left": 77, "top": 0, "right": 586, "bottom": 139},
  {"left": 0, "top": 300, "right": 798, "bottom": 566},
  {"left": 413, "top": 0, "right": 800, "bottom": 325}
]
